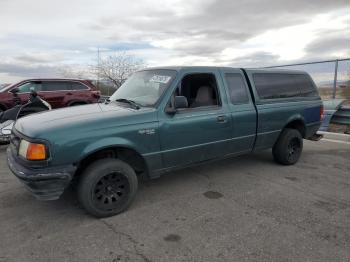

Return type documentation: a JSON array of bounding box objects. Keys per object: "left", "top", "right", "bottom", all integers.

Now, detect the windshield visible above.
[{"left": 109, "top": 69, "right": 177, "bottom": 107}]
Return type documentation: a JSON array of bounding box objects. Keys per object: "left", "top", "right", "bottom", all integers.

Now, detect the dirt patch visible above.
[
  {"left": 203, "top": 191, "right": 223, "bottom": 199},
  {"left": 164, "top": 234, "right": 181, "bottom": 242},
  {"left": 285, "top": 176, "right": 299, "bottom": 182}
]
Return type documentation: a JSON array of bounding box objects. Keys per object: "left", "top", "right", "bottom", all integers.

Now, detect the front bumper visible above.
[{"left": 7, "top": 147, "right": 76, "bottom": 200}]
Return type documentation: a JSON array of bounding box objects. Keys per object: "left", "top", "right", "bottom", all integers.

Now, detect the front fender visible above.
[
  {"left": 75, "top": 136, "right": 163, "bottom": 178},
  {"left": 80, "top": 137, "right": 139, "bottom": 161}
]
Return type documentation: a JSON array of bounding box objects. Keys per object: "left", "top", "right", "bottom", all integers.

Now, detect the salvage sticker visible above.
[{"left": 149, "top": 75, "right": 171, "bottom": 84}]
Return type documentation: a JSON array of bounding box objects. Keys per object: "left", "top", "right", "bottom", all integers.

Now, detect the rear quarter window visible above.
[
  {"left": 253, "top": 73, "right": 318, "bottom": 99},
  {"left": 71, "top": 82, "right": 89, "bottom": 90},
  {"left": 224, "top": 73, "right": 250, "bottom": 104}
]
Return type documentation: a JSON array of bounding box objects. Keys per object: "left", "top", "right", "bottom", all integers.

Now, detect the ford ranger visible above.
[{"left": 7, "top": 67, "right": 323, "bottom": 217}]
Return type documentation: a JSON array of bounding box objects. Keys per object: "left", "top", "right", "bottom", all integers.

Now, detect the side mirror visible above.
[
  {"left": 174, "top": 96, "right": 188, "bottom": 109},
  {"left": 10, "top": 87, "right": 19, "bottom": 94},
  {"left": 165, "top": 96, "right": 188, "bottom": 115}
]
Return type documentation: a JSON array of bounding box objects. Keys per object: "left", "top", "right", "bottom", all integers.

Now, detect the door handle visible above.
[
  {"left": 66, "top": 92, "right": 73, "bottom": 95},
  {"left": 217, "top": 115, "right": 227, "bottom": 123}
]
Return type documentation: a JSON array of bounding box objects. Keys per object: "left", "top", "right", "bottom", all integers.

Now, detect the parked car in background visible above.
[
  {"left": 0, "top": 79, "right": 100, "bottom": 112},
  {"left": 0, "top": 89, "right": 51, "bottom": 144}
]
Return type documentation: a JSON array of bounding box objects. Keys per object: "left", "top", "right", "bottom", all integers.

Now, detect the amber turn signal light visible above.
[{"left": 26, "top": 143, "right": 46, "bottom": 160}]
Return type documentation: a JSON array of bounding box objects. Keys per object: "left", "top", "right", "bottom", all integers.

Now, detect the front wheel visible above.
[
  {"left": 272, "top": 128, "right": 303, "bottom": 165},
  {"left": 77, "top": 159, "right": 138, "bottom": 218}
]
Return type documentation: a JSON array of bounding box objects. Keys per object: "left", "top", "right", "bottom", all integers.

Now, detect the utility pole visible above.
[
  {"left": 332, "top": 59, "right": 338, "bottom": 99},
  {"left": 97, "top": 47, "right": 100, "bottom": 89}
]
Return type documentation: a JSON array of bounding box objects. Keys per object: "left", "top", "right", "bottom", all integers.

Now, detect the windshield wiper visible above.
[{"left": 115, "top": 98, "right": 141, "bottom": 109}]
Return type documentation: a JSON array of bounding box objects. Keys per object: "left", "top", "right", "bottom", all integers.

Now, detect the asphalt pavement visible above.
[{"left": 0, "top": 139, "right": 350, "bottom": 262}]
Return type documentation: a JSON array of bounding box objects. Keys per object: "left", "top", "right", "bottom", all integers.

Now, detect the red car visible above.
[{"left": 0, "top": 79, "right": 100, "bottom": 112}]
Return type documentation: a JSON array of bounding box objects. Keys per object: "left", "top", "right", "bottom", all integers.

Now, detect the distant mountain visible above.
[{"left": 318, "top": 80, "right": 349, "bottom": 87}]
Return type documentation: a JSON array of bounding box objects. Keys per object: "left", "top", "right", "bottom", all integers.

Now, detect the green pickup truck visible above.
[{"left": 7, "top": 67, "right": 323, "bottom": 217}]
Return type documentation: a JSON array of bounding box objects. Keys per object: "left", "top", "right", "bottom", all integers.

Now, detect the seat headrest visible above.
[{"left": 195, "top": 86, "right": 213, "bottom": 102}]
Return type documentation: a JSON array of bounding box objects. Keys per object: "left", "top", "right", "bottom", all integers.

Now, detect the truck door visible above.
[
  {"left": 219, "top": 69, "right": 257, "bottom": 154},
  {"left": 158, "top": 69, "right": 232, "bottom": 169}
]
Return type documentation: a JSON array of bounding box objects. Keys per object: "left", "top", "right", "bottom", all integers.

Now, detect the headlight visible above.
[{"left": 19, "top": 139, "right": 47, "bottom": 160}]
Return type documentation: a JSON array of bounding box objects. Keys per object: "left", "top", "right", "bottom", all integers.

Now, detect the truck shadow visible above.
[{"left": 1, "top": 150, "right": 274, "bottom": 221}]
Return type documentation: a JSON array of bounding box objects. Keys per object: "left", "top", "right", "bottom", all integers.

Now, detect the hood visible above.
[{"left": 15, "top": 102, "right": 156, "bottom": 138}]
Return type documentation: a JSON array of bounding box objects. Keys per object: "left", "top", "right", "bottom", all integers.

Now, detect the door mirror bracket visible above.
[{"left": 165, "top": 107, "right": 177, "bottom": 115}]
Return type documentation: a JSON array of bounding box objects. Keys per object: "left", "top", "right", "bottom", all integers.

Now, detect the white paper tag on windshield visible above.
[{"left": 150, "top": 75, "right": 171, "bottom": 84}]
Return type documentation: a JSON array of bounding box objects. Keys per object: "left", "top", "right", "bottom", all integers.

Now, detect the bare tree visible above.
[{"left": 97, "top": 52, "right": 145, "bottom": 89}]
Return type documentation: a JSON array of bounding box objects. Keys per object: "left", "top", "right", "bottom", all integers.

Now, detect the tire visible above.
[
  {"left": 70, "top": 102, "right": 86, "bottom": 107},
  {"left": 272, "top": 128, "right": 303, "bottom": 165},
  {"left": 77, "top": 159, "right": 138, "bottom": 218}
]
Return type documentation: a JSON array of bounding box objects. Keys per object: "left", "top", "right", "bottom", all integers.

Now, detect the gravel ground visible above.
[
  {"left": 328, "top": 123, "right": 350, "bottom": 134},
  {"left": 0, "top": 139, "right": 350, "bottom": 262}
]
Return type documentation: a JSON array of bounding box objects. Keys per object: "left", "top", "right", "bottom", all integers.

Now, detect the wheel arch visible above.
[
  {"left": 74, "top": 145, "right": 149, "bottom": 181},
  {"left": 68, "top": 100, "right": 88, "bottom": 106},
  {"left": 283, "top": 117, "right": 306, "bottom": 138}
]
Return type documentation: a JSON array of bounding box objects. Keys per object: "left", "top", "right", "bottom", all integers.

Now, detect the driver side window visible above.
[
  {"left": 169, "top": 73, "right": 221, "bottom": 110},
  {"left": 17, "top": 82, "right": 42, "bottom": 93}
]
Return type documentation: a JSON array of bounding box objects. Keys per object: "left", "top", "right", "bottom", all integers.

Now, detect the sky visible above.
[{"left": 0, "top": 0, "right": 350, "bottom": 83}]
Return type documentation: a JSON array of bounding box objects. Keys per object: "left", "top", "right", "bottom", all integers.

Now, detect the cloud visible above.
[
  {"left": 0, "top": 0, "right": 350, "bottom": 81},
  {"left": 229, "top": 52, "right": 281, "bottom": 67},
  {"left": 0, "top": 62, "right": 60, "bottom": 78},
  {"left": 305, "top": 30, "right": 350, "bottom": 59},
  {"left": 15, "top": 53, "right": 66, "bottom": 64}
]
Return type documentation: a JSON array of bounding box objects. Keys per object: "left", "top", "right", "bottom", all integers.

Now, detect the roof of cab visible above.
[{"left": 140, "top": 66, "right": 308, "bottom": 74}]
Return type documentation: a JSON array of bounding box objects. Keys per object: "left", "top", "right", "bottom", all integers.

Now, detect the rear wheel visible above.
[
  {"left": 70, "top": 102, "right": 86, "bottom": 107},
  {"left": 77, "top": 159, "right": 138, "bottom": 218},
  {"left": 272, "top": 128, "right": 303, "bottom": 165}
]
